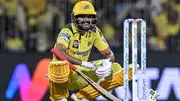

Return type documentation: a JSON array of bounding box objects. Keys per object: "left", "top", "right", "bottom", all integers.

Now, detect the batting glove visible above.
[
  {"left": 95, "top": 58, "right": 112, "bottom": 79},
  {"left": 81, "top": 61, "right": 96, "bottom": 70}
]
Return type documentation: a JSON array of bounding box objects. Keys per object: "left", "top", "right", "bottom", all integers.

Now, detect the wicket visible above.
[{"left": 123, "top": 19, "right": 147, "bottom": 101}]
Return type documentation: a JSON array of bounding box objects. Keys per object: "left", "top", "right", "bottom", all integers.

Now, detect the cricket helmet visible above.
[
  {"left": 71, "top": 1, "right": 97, "bottom": 32},
  {"left": 72, "top": 1, "right": 96, "bottom": 16}
]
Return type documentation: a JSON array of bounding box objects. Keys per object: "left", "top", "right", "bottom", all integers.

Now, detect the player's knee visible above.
[{"left": 111, "top": 62, "right": 122, "bottom": 73}]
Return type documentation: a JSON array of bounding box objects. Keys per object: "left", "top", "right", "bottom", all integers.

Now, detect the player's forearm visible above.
[
  {"left": 55, "top": 44, "right": 82, "bottom": 65},
  {"left": 103, "top": 49, "right": 115, "bottom": 62},
  {"left": 56, "top": 50, "right": 82, "bottom": 65},
  {"left": 105, "top": 54, "right": 115, "bottom": 62}
]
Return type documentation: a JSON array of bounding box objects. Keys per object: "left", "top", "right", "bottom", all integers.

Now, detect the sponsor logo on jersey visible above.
[
  {"left": 76, "top": 50, "right": 90, "bottom": 56},
  {"left": 60, "top": 33, "right": 71, "bottom": 39},
  {"left": 73, "top": 40, "right": 79, "bottom": 48},
  {"left": 70, "top": 49, "right": 91, "bottom": 56}
]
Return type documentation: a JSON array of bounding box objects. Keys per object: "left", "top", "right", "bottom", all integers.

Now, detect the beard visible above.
[{"left": 77, "top": 23, "right": 95, "bottom": 32}]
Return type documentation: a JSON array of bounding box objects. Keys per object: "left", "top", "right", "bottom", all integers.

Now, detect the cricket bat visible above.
[{"left": 51, "top": 48, "right": 121, "bottom": 101}]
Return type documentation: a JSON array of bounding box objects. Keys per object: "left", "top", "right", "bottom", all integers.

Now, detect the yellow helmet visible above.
[{"left": 72, "top": 1, "right": 96, "bottom": 16}]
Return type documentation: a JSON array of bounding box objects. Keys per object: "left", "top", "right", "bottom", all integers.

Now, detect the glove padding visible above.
[
  {"left": 81, "top": 61, "right": 96, "bottom": 70},
  {"left": 95, "top": 59, "right": 112, "bottom": 79}
]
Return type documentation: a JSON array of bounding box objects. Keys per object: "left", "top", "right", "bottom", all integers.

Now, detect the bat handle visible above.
[{"left": 51, "top": 48, "right": 77, "bottom": 71}]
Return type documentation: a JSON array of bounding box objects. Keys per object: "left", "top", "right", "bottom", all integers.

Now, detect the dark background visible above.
[{"left": 0, "top": 0, "right": 180, "bottom": 53}]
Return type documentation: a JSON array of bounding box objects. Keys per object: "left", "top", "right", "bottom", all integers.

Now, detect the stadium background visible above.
[{"left": 0, "top": 0, "right": 180, "bottom": 101}]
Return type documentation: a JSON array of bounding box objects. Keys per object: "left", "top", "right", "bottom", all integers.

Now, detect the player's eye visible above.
[{"left": 76, "top": 17, "right": 92, "bottom": 24}]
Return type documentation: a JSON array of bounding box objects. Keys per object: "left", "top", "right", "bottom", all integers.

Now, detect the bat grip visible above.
[{"left": 51, "top": 48, "right": 77, "bottom": 71}]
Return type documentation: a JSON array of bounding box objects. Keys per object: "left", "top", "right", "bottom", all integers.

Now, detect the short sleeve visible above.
[
  {"left": 94, "top": 28, "right": 109, "bottom": 51},
  {"left": 56, "top": 28, "right": 73, "bottom": 48}
]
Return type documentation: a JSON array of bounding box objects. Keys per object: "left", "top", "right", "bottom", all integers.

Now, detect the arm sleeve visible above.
[
  {"left": 56, "top": 28, "right": 73, "bottom": 48},
  {"left": 94, "top": 28, "right": 109, "bottom": 51}
]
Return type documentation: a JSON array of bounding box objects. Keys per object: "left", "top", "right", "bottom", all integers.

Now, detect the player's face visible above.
[{"left": 75, "top": 14, "right": 97, "bottom": 32}]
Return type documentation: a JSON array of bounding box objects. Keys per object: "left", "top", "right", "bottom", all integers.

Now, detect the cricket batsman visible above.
[{"left": 48, "top": 1, "right": 133, "bottom": 101}]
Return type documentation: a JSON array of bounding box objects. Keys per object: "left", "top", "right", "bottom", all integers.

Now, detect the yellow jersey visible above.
[{"left": 53, "top": 23, "right": 109, "bottom": 61}]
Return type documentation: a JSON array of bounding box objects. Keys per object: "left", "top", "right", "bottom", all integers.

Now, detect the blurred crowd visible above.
[{"left": 0, "top": 0, "right": 179, "bottom": 53}]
